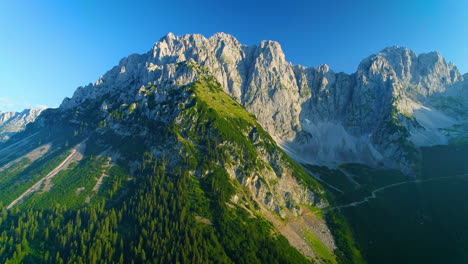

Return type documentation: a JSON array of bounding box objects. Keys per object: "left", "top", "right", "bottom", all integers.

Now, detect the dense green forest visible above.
[{"left": 0, "top": 154, "right": 315, "bottom": 263}]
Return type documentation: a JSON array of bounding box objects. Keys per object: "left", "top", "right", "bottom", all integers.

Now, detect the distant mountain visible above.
[
  {"left": 61, "top": 33, "right": 468, "bottom": 173},
  {"left": 0, "top": 108, "right": 44, "bottom": 142}
]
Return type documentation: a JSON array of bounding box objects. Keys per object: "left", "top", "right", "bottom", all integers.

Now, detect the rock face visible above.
[
  {"left": 61, "top": 33, "right": 468, "bottom": 172},
  {"left": 0, "top": 109, "right": 44, "bottom": 142}
]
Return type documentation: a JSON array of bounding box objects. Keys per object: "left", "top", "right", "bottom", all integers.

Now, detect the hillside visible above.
[{"left": 0, "top": 70, "right": 362, "bottom": 263}]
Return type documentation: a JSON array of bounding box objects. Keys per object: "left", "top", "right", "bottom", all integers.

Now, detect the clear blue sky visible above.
[{"left": 0, "top": 0, "right": 467, "bottom": 112}]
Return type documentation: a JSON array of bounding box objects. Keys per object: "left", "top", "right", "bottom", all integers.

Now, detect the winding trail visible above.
[
  {"left": 324, "top": 174, "right": 468, "bottom": 212},
  {"left": 7, "top": 142, "right": 86, "bottom": 209}
]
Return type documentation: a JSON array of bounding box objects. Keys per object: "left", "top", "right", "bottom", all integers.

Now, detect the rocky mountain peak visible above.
[
  {"left": 357, "top": 46, "right": 416, "bottom": 81},
  {"left": 0, "top": 108, "right": 44, "bottom": 142},
  {"left": 316, "top": 64, "right": 332, "bottom": 73},
  {"left": 161, "top": 32, "right": 176, "bottom": 41},
  {"left": 59, "top": 33, "right": 467, "bottom": 173},
  {"left": 256, "top": 40, "right": 286, "bottom": 62},
  {"left": 357, "top": 46, "right": 462, "bottom": 97},
  {"left": 209, "top": 32, "right": 241, "bottom": 45},
  {"left": 0, "top": 111, "right": 16, "bottom": 124}
]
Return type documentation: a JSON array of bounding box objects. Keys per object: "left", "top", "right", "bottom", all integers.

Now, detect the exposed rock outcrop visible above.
[{"left": 60, "top": 33, "right": 468, "bottom": 173}]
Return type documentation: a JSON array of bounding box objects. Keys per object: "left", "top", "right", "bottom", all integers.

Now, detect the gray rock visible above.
[
  {"left": 0, "top": 108, "right": 44, "bottom": 142},
  {"left": 60, "top": 33, "right": 468, "bottom": 173}
]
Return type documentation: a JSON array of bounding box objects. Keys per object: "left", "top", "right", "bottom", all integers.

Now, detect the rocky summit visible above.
[
  {"left": 61, "top": 33, "right": 468, "bottom": 173},
  {"left": 0, "top": 108, "right": 44, "bottom": 142}
]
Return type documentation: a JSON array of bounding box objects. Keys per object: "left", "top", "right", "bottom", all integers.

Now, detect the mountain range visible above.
[
  {"left": 0, "top": 33, "right": 467, "bottom": 263},
  {"left": 60, "top": 33, "right": 468, "bottom": 173},
  {"left": 0, "top": 108, "right": 43, "bottom": 142}
]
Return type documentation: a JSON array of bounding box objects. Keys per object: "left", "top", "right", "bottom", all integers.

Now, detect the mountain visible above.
[
  {"left": 0, "top": 32, "right": 466, "bottom": 263},
  {"left": 0, "top": 69, "right": 356, "bottom": 263},
  {"left": 0, "top": 108, "right": 44, "bottom": 142},
  {"left": 61, "top": 33, "right": 468, "bottom": 173}
]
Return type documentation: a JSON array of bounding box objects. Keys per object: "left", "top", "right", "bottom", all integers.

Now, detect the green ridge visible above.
[{"left": 0, "top": 79, "right": 337, "bottom": 263}]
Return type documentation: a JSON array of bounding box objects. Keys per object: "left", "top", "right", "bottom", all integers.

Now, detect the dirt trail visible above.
[
  {"left": 325, "top": 174, "right": 468, "bottom": 212},
  {"left": 0, "top": 144, "right": 51, "bottom": 173},
  {"left": 7, "top": 141, "right": 86, "bottom": 209}
]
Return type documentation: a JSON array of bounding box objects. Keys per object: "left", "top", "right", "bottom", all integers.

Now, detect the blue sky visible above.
[{"left": 0, "top": 0, "right": 467, "bottom": 112}]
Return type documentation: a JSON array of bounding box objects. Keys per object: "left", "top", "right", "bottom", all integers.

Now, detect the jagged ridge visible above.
[
  {"left": 0, "top": 108, "right": 44, "bottom": 142},
  {"left": 60, "top": 33, "right": 468, "bottom": 173}
]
